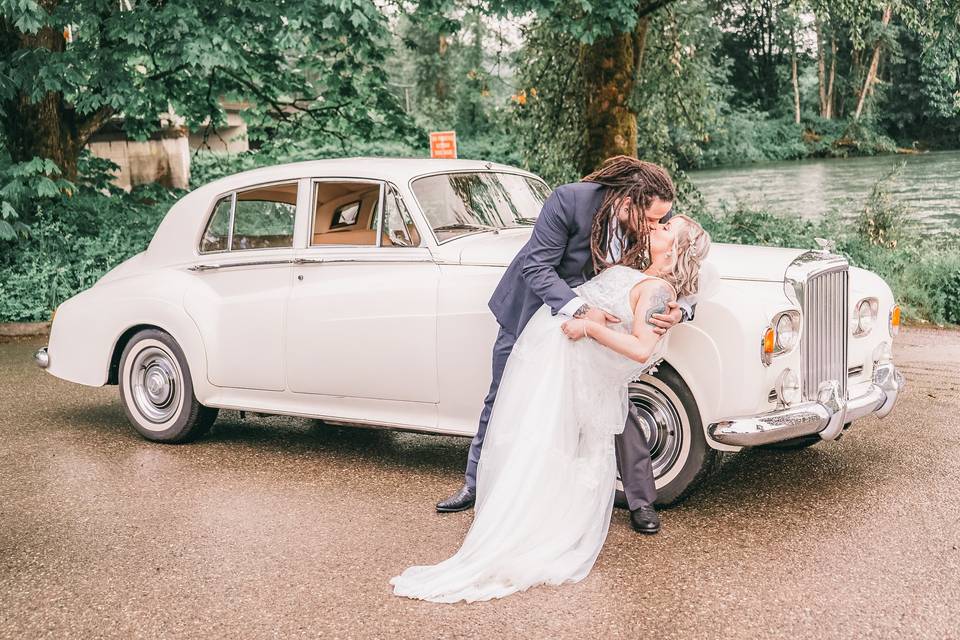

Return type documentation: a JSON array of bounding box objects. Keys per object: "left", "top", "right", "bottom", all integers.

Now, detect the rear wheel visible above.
[
  {"left": 118, "top": 329, "right": 218, "bottom": 442},
  {"left": 616, "top": 363, "right": 719, "bottom": 507}
]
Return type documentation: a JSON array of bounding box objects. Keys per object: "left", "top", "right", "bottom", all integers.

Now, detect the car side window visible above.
[
  {"left": 381, "top": 187, "right": 421, "bottom": 248},
  {"left": 311, "top": 181, "right": 382, "bottom": 246},
  {"left": 199, "top": 196, "right": 232, "bottom": 253},
  {"left": 199, "top": 183, "right": 297, "bottom": 254},
  {"left": 231, "top": 183, "right": 297, "bottom": 250}
]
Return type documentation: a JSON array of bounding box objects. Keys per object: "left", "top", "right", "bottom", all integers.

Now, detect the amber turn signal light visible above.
[
  {"left": 761, "top": 326, "right": 775, "bottom": 365},
  {"left": 889, "top": 305, "right": 901, "bottom": 337}
]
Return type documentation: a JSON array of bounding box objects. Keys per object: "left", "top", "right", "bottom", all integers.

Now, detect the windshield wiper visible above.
[{"left": 433, "top": 223, "right": 500, "bottom": 234}]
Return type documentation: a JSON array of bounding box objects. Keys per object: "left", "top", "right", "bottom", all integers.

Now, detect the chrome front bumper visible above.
[{"left": 708, "top": 363, "right": 905, "bottom": 447}]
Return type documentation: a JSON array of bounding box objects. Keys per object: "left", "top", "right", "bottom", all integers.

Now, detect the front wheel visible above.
[
  {"left": 118, "top": 329, "right": 218, "bottom": 443},
  {"left": 616, "top": 363, "right": 719, "bottom": 507}
]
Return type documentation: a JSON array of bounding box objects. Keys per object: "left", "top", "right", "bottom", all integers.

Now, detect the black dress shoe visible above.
[
  {"left": 436, "top": 484, "right": 476, "bottom": 513},
  {"left": 629, "top": 505, "right": 661, "bottom": 534}
]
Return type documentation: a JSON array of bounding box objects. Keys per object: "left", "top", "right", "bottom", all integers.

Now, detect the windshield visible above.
[{"left": 411, "top": 172, "right": 552, "bottom": 243}]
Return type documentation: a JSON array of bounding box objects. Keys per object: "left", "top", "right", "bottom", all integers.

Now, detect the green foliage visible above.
[
  {"left": 0, "top": 154, "right": 73, "bottom": 240},
  {"left": 1, "top": 0, "right": 415, "bottom": 177},
  {"left": 509, "top": 16, "right": 586, "bottom": 185},
  {"left": 695, "top": 112, "right": 898, "bottom": 168},
  {"left": 0, "top": 180, "right": 175, "bottom": 321},
  {"left": 689, "top": 165, "right": 959, "bottom": 326},
  {"left": 855, "top": 161, "right": 908, "bottom": 248}
]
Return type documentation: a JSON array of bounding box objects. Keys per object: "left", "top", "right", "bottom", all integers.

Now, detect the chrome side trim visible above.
[
  {"left": 188, "top": 259, "right": 295, "bottom": 271},
  {"left": 294, "top": 257, "right": 435, "bottom": 265}
]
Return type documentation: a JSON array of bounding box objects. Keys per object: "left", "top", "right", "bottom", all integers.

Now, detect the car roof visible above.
[
  {"left": 144, "top": 157, "right": 541, "bottom": 264},
  {"left": 198, "top": 157, "right": 535, "bottom": 192}
]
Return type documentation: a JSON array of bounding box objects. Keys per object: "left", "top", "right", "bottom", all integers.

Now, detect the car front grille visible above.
[{"left": 801, "top": 266, "right": 849, "bottom": 401}]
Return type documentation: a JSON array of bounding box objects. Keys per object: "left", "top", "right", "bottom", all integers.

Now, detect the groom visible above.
[{"left": 437, "top": 157, "right": 691, "bottom": 534}]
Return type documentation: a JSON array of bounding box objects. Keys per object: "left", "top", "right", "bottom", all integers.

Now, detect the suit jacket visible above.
[{"left": 488, "top": 181, "right": 678, "bottom": 338}]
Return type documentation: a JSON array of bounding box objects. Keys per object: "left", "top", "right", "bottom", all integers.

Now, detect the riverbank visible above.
[{"left": 689, "top": 150, "right": 960, "bottom": 240}]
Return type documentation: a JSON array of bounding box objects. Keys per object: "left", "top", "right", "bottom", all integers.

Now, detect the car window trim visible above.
[
  {"left": 197, "top": 179, "right": 299, "bottom": 255},
  {"left": 380, "top": 183, "right": 425, "bottom": 248},
  {"left": 309, "top": 178, "right": 385, "bottom": 249},
  {"left": 406, "top": 170, "right": 551, "bottom": 246}
]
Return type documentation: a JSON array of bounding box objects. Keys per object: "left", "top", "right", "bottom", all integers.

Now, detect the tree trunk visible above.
[
  {"left": 791, "top": 35, "right": 800, "bottom": 124},
  {"left": 826, "top": 36, "right": 836, "bottom": 119},
  {"left": 854, "top": 5, "right": 893, "bottom": 121},
  {"left": 578, "top": 1, "right": 676, "bottom": 174},
  {"left": 816, "top": 18, "right": 827, "bottom": 117},
  {"left": 0, "top": 4, "right": 112, "bottom": 181},
  {"left": 580, "top": 30, "right": 640, "bottom": 174}
]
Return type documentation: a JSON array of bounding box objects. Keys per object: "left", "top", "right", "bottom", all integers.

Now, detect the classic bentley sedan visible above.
[{"left": 37, "top": 158, "right": 905, "bottom": 503}]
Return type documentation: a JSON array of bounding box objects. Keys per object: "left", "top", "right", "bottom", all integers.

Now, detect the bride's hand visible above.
[{"left": 561, "top": 319, "right": 591, "bottom": 341}]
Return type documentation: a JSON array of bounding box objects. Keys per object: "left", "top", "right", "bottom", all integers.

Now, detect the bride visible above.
[{"left": 391, "top": 214, "right": 711, "bottom": 603}]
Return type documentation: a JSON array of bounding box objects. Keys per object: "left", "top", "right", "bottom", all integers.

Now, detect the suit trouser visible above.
[{"left": 464, "top": 326, "right": 658, "bottom": 509}]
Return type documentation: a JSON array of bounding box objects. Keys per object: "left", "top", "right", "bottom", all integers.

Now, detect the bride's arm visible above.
[{"left": 564, "top": 279, "right": 677, "bottom": 363}]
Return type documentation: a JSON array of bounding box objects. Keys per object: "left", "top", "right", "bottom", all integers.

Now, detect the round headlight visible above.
[
  {"left": 854, "top": 298, "right": 878, "bottom": 337},
  {"left": 776, "top": 368, "right": 801, "bottom": 405},
  {"left": 775, "top": 313, "right": 798, "bottom": 351}
]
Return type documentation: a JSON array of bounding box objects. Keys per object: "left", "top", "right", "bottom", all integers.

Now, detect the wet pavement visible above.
[{"left": 1, "top": 328, "right": 959, "bottom": 639}]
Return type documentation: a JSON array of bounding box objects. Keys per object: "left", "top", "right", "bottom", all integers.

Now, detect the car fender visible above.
[{"left": 46, "top": 271, "right": 208, "bottom": 395}]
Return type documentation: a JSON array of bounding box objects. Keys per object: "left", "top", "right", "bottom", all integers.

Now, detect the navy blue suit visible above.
[{"left": 465, "top": 181, "right": 661, "bottom": 509}]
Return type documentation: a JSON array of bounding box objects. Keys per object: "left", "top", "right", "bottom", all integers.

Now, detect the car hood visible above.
[{"left": 452, "top": 231, "right": 808, "bottom": 283}]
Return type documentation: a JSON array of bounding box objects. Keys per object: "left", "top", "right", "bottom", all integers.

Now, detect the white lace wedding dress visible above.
[{"left": 390, "top": 266, "right": 667, "bottom": 603}]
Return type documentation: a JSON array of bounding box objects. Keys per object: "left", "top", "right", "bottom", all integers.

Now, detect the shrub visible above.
[{"left": 0, "top": 180, "right": 174, "bottom": 322}]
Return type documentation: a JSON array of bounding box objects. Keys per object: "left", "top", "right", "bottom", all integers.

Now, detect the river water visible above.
[{"left": 688, "top": 150, "right": 960, "bottom": 240}]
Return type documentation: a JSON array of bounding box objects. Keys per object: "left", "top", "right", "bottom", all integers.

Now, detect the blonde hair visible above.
[{"left": 661, "top": 215, "right": 710, "bottom": 298}]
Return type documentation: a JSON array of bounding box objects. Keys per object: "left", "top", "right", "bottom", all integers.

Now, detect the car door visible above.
[
  {"left": 284, "top": 179, "right": 441, "bottom": 403},
  {"left": 183, "top": 180, "right": 303, "bottom": 392}
]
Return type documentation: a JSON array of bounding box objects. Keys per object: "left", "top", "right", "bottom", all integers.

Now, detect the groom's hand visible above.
[
  {"left": 648, "top": 302, "right": 682, "bottom": 335},
  {"left": 584, "top": 307, "right": 620, "bottom": 326}
]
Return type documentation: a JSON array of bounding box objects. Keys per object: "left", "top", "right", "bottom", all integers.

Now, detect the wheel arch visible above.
[
  {"left": 108, "top": 323, "right": 168, "bottom": 385},
  {"left": 104, "top": 304, "right": 211, "bottom": 402},
  {"left": 659, "top": 323, "right": 741, "bottom": 453}
]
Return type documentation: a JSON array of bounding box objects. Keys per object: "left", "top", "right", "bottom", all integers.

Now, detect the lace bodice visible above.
[
  {"left": 569, "top": 266, "right": 666, "bottom": 434},
  {"left": 574, "top": 265, "right": 656, "bottom": 333}
]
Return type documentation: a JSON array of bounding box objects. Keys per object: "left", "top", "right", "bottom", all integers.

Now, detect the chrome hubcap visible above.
[
  {"left": 629, "top": 381, "right": 684, "bottom": 479},
  {"left": 130, "top": 346, "right": 181, "bottom": 424}
]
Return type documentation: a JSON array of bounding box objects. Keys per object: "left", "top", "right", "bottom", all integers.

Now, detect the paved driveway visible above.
[{"left": 1, "top": 328, "right": 958, "bottom": 639}]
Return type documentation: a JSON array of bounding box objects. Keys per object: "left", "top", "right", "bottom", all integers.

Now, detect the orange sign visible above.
[{"left": 430, "top": 131, "right": 457, "bottom": 159}]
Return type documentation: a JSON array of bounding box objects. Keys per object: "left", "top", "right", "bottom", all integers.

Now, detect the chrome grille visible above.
[{"left": 801, "top": 266, "right": 849, "bottom": 401}]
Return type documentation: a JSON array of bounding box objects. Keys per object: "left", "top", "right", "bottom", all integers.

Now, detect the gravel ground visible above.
[{"left": 1, "top": 327, "right": 958, "bottom": 639}]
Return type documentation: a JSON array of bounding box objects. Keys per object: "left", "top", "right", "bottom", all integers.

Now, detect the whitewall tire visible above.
[
  {"left": 616, "top": 363, "right": 720, "bottom": 507},
  {"left": 118, "top": 329, "right": 218, "bottom": 443}
]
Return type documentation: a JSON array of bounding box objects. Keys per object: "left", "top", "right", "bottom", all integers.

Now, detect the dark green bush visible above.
[
  {"left": 696, "top": 111, "right": 899, "bottom": 169},
  {"left": 0, "top": 181, "right": 175, "bottom": 322}
]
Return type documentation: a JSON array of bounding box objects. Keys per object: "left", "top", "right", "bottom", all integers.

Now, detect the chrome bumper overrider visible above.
[
  {"left": 708, "top": 363, "right": 905, "bottom": 447},
  {"left": 34, "top": 347, "right": 49, "bottom": 369}
]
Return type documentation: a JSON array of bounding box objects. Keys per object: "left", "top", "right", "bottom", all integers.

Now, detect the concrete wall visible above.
[
  {"left": 87, "top": 130, "right": 191, "bottom": 191},
  {"left": 86, "top": 105, "right": 249, "bottom": 191}
]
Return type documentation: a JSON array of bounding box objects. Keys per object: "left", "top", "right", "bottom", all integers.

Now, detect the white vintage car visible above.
[{"left": 37, "top": 158, "right": 905, "bottom": 503}]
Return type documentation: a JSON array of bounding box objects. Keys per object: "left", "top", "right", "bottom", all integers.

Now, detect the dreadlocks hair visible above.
[{"left": 581, "top": 156, "right": 677, "bottom": 275}]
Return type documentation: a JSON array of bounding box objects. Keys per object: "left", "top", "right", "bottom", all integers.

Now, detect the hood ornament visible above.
[{"left": 814, "top": 237, "right": 836, "bottom": 253}]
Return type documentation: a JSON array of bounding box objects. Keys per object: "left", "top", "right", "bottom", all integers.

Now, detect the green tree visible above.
[{"left": 0, "top": 0, "right": 411, "bottom": 181}]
